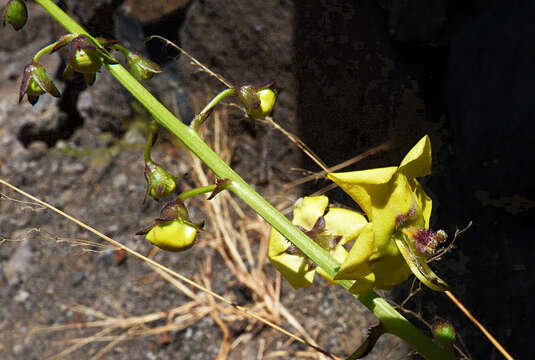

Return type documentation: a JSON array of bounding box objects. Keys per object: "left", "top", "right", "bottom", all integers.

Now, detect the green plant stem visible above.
[
  {"left": 144, "top": 121, "right": 159, "bottom": 163},
  {"left": 191, "top": 88, "right": 235, "bottom": 131},
  {"left": 33, "top": 42, "right": 57, "bottom": 62},
  {"left": 143, "top": 130, "right": 153, "bottom": 164},
  {"left": 34, "top": 1, "right": 455, "bottom": 358},
  {"left": 179, "top": 185, "right": 217, "bottom": 201}
]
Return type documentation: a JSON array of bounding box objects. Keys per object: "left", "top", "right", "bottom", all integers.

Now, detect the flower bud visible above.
[
  {"left": 432, "top": 318, "right": 456, "bottom": 353},
  {"left": 2, "top": 0, "right": 27, "bottom": 31},
  {"left": 145, "top": 218, "right": 197, "bottom": 252},
  {"left": 136, "top": 197, "right": 202, "bottom": 252},
  {"left": 125, "top": 51, "right": 162, "bottom": 81},
  {"left": 235, "top": 84, "right": 277, "bottom": 122},
  {"left": 144, "top": 161, "right": 177, "bottom": 202},
  {"left": 18, "top": 61, "right": 61, "bottom": 105}
]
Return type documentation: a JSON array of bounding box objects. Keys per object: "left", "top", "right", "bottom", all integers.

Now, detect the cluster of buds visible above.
[
  {"left": 2, "top": 0, "right": 27, "bottom": 31},
  {"left": 18, "top": 33, "right": 162, "bottom": 105}
]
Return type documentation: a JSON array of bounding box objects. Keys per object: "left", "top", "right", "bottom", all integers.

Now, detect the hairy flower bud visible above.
[
  {"left": 18, "top": 61, "right": 61, "bottom": 105},
  {"left": 2, "top": 0, "right": 27, "bottom": 31}
]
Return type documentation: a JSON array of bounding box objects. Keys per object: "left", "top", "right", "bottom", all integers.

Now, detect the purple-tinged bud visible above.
[
  {"left": 18, "top": 61, "right": 61, "bottom": 105},
  {"left": 2, "top": 0, "right": 27, "bottom": 31}
]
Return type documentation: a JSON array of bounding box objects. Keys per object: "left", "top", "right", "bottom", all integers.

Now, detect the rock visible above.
[
  {"left": 25, "top": 141, "right": 48, "bottom": 160},
  {"left": 77, "top": 71, "right": 132, "bottom": 136},
  {"left": 178, "top": 0, "right": 298, "bottom": 185},
  {"left": 14, "top": 289, "right": 30, "bottom": 303},
  {"left": 3, "top": 239, "right": 32, "bottom": 285},
  {"left": 121, "top": 0, "right": 190, "bottom": 24}
]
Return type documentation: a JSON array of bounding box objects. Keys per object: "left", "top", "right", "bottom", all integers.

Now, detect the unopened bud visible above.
[
  {"left": 144, "top": 161, "right": 177, "bottom": 202},
  {"left": 145, "top": 219, "right": 198, "bottom": 252},
  {"left": 2, "top": 0, "right": 27, "bottom": 31},
  {"left": 235, "top": 84, "right": 277, "bottom": 122},
  {"left": 125, "top": 51, "right": 162, "bottom": 81},
  {"left": 136, "top": 197, "right": 202, "bottom": 252},
  {"left": 433, "top": 318, "right": 456, "bottom": 353}
]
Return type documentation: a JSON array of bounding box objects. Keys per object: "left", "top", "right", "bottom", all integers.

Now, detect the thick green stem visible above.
[{"left": 34, "top": 1, "right": 455, "bottom": 358}]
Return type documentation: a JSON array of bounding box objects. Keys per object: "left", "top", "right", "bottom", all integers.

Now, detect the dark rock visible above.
[
  {"left": 62, "top": 0, "right": 124, "bottom": 35},
  {"left": 179, "top": 0, "right": 298, "bottom": 185},
  {"left": 3, "top": 239, "right": 32, "bottom": 286},
  {"left": 440, "top": 3, "right": 535, "bottom": 358},
  {"left": 77, "top": 71, "right": 132, "bottom": 136}
]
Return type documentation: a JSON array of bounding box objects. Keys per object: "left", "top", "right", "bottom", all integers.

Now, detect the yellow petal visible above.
[
  {"left": 328, "top": 167, "right": 397, "bottom": 217},
  {"left": 268, "top": 229, "right": 315, "bottom": 288},
  {"left": 410, "top": 178, "right": 432, "bottom": 228},
  {"left": 335, "top": 223, "right": 376, "bottom": 280},
  {"left": 398, "top": 135, "right": 432, "bottom": 178},
  {"left": 370, "top": 173, "right": 418, "bottom": 249},
  {"left": 369, "top": 253, "right": 412, "bottom": 290},
  {"left": 324, "top": 207, "right": 367, "bottom": 245},
  {"left": 292, "top": 196, "right": 329, "bottom": 229}
]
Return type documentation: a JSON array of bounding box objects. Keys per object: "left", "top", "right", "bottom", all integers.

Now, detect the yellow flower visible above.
[
  {"left": 268, "top": 196, "right": 367, "bottom": 289},
  {"left": 328, "top": 135, "right": 448, "bottom": 292}
]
